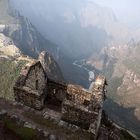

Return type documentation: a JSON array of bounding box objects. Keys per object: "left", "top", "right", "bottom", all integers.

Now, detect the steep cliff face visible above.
[
  {"left": 97, "top": 43, "right": 140, "bottom": 137},
  {"left": 0, "top": 0, "right": 59, "bottom": 59},
  {"left": 2, "top": 14, "right": 58, "bottom": 59},
  {"left": 103, "top": 43, "right": 140, "bottom": 112},
  {"left": 112, "top": 45, "right": 140, "bottom": 119},
  {"left": 117, "top": 70, "right": 140, "bottom": 118},
  {"left": 82, "top": 41, "right": 140, "bottom": 137}
]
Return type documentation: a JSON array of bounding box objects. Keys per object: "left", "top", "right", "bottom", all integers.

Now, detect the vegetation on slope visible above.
[
  {"left": 0, "top": 58, "right": 26, "bottom": 100},
  {"left": 23, "top": 111, "right": 91, "bottom": 140},
  {"left": 4, "top": 117, "right": 38, "bottom": 140}
]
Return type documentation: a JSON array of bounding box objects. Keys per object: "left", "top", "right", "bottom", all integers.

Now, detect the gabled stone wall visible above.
[
  {"left": 14, "top": 54, "right": 107, "bottom": 140},
  {"left": 25, "top": 62, "right": 47, "bottom": 92},
  {"left": 14, "top": 61, "right": 47, "bottom": 110}
]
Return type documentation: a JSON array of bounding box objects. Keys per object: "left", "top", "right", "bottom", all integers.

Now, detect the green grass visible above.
[
  {"left": 0, "top": 59, "right": 27, "bottom": 100},
  {"left": 24, "top": 111, "right": 59, "bottom": 129},
  {"left": 23, "top": 111, "right": 91, "bottom": 140},
  {"left": 3, "top": 116, "right": 38, "bottom": 140}
]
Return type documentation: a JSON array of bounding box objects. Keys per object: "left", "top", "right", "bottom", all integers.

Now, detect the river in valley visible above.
[{"left": 73, "top": 59, "right": 96, "bottom": 82}]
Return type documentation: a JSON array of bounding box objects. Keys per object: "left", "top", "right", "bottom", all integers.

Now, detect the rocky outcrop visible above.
[
  {"left": 0, "top": 33, "right": 21, "bottom": 57},
  {"left": 0, "top": 0, "right": 58, "bottom": 59},
  {"left": 38, "top": 51, "right": 64, "bottom": 81},
  {"left": 103, "top": 43, "right": 140, "bottom": 120},
  {"left": 97, "top": 43, "right": 140, "bottom": 137},
  {"left": 116, "top": 69, "right": 140, "bottom": 120},
  {"left": 2, "top": 15, "right": 58, "bottom": 59}
]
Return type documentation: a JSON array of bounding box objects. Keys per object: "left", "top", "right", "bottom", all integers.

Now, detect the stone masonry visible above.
[{"left": 14, "top": 51, "right": 107, "bottom": 139}]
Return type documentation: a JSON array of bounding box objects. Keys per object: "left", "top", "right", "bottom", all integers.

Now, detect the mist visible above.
[
  {"left": 9, "top": 0, "right": 140, "bottom": 59},
  {"left": 93, "top": 0, "right": 140, "bottom": 28}
]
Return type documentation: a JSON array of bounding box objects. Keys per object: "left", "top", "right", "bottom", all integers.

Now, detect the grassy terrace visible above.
[
  {"left": 0, "top": 59, "right": 27, "bottom": 100},
  {"left": 0, "top": 106, "right": 92, "bottom": 140},
  {"left": 0, "top": 97, "right": 91, "bottom": 140},
  {"left": 23, "top": 111, "right": 91, "bottom": 140},
  {"left": 2, "top": 116, "right": 40, "bottom": 140}
]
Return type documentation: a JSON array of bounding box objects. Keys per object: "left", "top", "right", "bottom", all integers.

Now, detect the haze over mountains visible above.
[
  {"left": 93, "top": 0, "right": 140, "bottom": 27},
  {"left": 0, "top": 0, "right": 140, "bottom": 138},
  {"left": 10, "top": 0, "right": 134, "bottom": 58}
]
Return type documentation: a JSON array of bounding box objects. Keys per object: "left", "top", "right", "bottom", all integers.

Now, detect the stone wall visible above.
[
  {"left": 62, "top": 100, "right": 98, "bottom": 129},
  {"left": 14, "top": 87, "right": 44, "bottom": 110},
  {"left": 67, "top": 84, "right": 91, "bottom": 105},
  {"left": 62, "top": 75, "right": 107, "bottom": 139},
  {"left": 14, "top": 62, "right": 47, "bottom": 110},
  {"left": 14, "top": 59, "right": 107, "bottom": 139},
  {"left": 25, "top": 62, "right": 47, "bottom": 93}
]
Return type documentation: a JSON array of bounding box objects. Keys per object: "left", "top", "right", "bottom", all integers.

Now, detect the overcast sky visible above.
[{"left": 93, "top": 0, "right": 140, "bottom": 27}]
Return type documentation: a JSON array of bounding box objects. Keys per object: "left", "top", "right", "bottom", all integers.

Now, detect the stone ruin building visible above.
[{"left": 14, "top": 51, "right": 107, "bottom": 139}]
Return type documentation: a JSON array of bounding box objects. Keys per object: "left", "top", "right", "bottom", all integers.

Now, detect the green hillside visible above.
[{"left": 0, "top": 58, "right": 26, "bottom": 100}]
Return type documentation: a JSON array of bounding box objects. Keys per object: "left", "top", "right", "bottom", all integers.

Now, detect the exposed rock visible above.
[
  {"left": 43, "top": 112, "right": 50, "bottom": 120},
  {"left": 0, "top": 33, "right": 21, "bottom": 57},
  {"left": 43, "top": 131, "right": 50, "bottom": 137},
  {"left": 10, "top": 115, "right": 19, "bottom": 123},
  {"left": 58, "top": 120, "right": 68, "bottom": 128},
  {"left": 0, "top": 109, "right": 7, "bottom": 118},
  {"left": 38, "top": 51, "right": 64, "bottom": 81},
  {"left": 48, "top": 134, "right": 57, "bottom": 140},
  {"left": 68, "top": 124, "right": 79, "bottom": 132},
  {"left": 24, "top": 122, "right": 36, "bottom": 129},
  {"left": 0, "top": 25, "right": 5, "bottom": 33}
]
